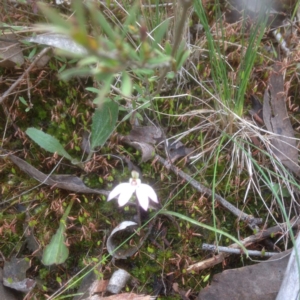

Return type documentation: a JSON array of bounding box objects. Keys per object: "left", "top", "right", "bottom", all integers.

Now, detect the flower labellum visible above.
[{"left": 107, "top": 171, "right": 158, "bottom": 210}]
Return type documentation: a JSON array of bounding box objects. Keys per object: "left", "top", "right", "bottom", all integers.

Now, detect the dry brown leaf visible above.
[
  {"left": 263, "top": 64, "right": 300, "bottom": 175},
  {"left": 120, "top": 126, "right": 193, "bottom": 162},
  {"left": 167, "top": 140, "right": 194, "bottom": 162},
  {"left": 93, "top": 279, "right": 109, "bottom": 294},
  {"left": 106, "top": 221, "right": 138, "bottom": 259},
  {"left": 128, "top": 126, "right": 163, "bottom": 145},
  {"left": 120, "top": 126, "right": 163, "bottom": 162},
  {"left": 0, "top": 34, "right": 24, "bottom": 68},
  {"left": 9, "top": 155, "right": 108, "bottom": 195}
]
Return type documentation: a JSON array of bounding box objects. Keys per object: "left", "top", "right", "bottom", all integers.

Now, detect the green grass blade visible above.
[{"left": 161, "top": 210, "right": 248, "bottom": 255}]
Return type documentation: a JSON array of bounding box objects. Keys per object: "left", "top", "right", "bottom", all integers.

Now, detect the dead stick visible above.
[
  {"left": 155, "top": 154, "right": 262, "bottom": 229},
  {"left": 0, "top": 47, "right": 51, "bottom": 104},
  {"left": 187, "top": 217, "right": 300, "bottom": 273},
  {"left": 202, "top": 243, "right": 276, "bottom": 257}
]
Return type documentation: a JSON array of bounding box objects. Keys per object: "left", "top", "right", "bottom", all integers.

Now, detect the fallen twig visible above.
[
  {"left": 155, "top": 154, "right": 263, "bottom": 229},
  {"left": 0, "top": 47, "right": 51, "bottom": 104},
  {"left": 187, "top": 217, "right": 300, "bottom": 273},
  {"left": 202, "top": 243, "right": 276, "bottom": 257}
]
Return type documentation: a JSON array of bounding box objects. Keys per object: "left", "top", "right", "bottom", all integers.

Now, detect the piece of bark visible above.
[
  {"left": 263, "top": 64, "right": 300, "bottom": 175},
  {"left": 3, "top": 257, "right": 36, "bottom": 293},
  {"left": 198, "top": 250, "right": 290, "bottom": 300},
  {"left": 0, "top": 269, "right": 22, "bottom": 300},
  {"left": 249, "top": 95, "right": 264, "bottom": 125},
  {"left": 276, "top": 234, "right": 300, "bottom": 300}
]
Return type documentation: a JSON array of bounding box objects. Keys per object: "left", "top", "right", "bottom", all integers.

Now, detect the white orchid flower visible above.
[{"left": 107, "top": 171, "right": 158, "bottom": 211}]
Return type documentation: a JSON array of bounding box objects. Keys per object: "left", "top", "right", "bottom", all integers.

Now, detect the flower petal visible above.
[
  {"left": 136, "top": 184, "right": 158, "bottom": 210},
  {"left": 136, "top": 189, "right": 149, "bottom": 210},
  {"left": 107, "top": 183, "right": 131, "bottom": 201},
  {"left": 118, "top": 184, "right": 136, "bottom": 207},
  {"left": 140, "top": 184, "right": 158, "bottom": 203}
]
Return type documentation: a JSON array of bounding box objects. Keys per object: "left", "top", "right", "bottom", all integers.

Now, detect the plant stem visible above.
[{"left": 136, "top": 200, "right": 141, "bottom": 227}]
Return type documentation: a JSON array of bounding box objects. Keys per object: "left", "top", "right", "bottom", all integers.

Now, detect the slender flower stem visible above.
[{"left": 136, "top": 200, "right": 141, "bottom": 227}]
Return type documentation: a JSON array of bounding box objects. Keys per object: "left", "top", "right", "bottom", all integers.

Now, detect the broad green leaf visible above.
[
  {"left": 42, "top": 200, "right": 74, "bottom": 266},
  {"left": 153, "top": 19, "right": 170, "bottom": 48},
  {"left": 121, "top": 72, "right": 132, "bottom": 97},
  {"left": 26, "top": 128, "right": 73, "bottom": 161},
  {"left": 91, "top": 100, "right": 118, "bottom": 149}
]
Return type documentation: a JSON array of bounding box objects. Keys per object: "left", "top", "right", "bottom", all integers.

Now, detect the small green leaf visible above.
[
  {"left": 78, "top": 56, "right": 99, "bottom": 67},
  {"left": 42, "top": 200, "right": 74, "bottom": 266},
  {"left": 28, "top": 47, "right": 37, "bottom": 59},
  {"left": 19, "top": 96, "right": 27, "bottom": 106},
  {"left": 165, "top": 41, "right": 172, "bottom": 55},
  {"left": 26, "top": 128, "right": 73, "bottom": 161},
  {"left": 7, "top": 278, "right": 13, "bottom": 284},
  {"left": 91, "top": 99, "right": 118, "bottom": 149},
  {"left": 176, "top": 49, "right": 190, "bottom": 70},
  {"left": 147, "top": 55, "right": 171, "bottom": 66},
  {"left": 85, "top": 87, "right": 100, "bottom": 94},
  {"left": 121, "top": 72, "right": 132, "bottom": 97},
  {"left": 59, "top": 67, "right": 93, "bottom": 81}
]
